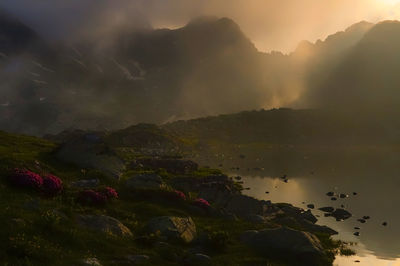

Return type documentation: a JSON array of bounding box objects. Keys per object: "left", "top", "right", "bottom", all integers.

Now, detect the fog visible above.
[{"left": 1, "top": 0, "right": 400, "bottom": 52}]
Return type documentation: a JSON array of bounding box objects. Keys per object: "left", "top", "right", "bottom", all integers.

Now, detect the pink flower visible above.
[
  {"left": 77, "top": 190, "right": 107, "bottom": 206},
  {"left": 193, "top": 198, "right": 211, "bottom": 209},
  {"left": 42, "top": 174, "right": 63, "bottom": 195},
  {"left": 101, "top": 187, "right": 118, "bottom": 200},
  {"left": 9, "top": 168, "right": 43, "bottom": 189}
]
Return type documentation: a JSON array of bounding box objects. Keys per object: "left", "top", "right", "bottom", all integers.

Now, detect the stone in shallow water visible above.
[
  {"left": 318, "top": 207, "right": 334, "bottom": 213},
  {"left": 330, "top": 209, "right": 352, "bottom": 221}
]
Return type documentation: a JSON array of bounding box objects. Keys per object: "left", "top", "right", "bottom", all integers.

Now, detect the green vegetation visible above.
[{"left": 0, "top": 130, "right": 345, "bottom": 265}]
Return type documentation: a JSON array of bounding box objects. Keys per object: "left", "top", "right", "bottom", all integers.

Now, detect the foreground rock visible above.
[
  {"left": 77, "top": 215, "right": 133, "bottom": 237},
  {"left": 147, "top": 216, "right": 197, "bottom": 243},
  {"left": 125, "top": 174, "right": 166, "bottom": 190},
  {"left": 241, "top": 227, "right": 325, "bottom": 262}
]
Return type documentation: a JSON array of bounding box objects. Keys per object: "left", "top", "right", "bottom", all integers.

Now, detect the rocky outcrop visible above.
[
  {"left": 241, "top": 227, "right": 325, "bottom": 262},
  {"left": 76, "top": 215, "right": 132, "bottom": 237},
  {"left": 125, "top": 174, "right": 166, "bottom": 190},
  {"left": 130, "top": 158, "right": 198, "bottom": 174},
  {"left": 56, "top": 133, "right": 125, "bottom": 178},
  {"left": 147, "top": 216, "right": 197, "bottom": 243}
]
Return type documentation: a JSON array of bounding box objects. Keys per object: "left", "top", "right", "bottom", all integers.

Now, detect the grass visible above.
[{"left": 0, "top": 130, "right": 341, "bottom": 265}]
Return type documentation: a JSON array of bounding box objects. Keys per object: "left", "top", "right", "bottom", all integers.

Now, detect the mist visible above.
[{"left": 1, "top": 0, "right": 400, "bottom": 52}]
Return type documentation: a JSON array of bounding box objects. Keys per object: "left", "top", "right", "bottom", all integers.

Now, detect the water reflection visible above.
[{"left": 241, "top": 175, "right": 400, "bottom": 265}]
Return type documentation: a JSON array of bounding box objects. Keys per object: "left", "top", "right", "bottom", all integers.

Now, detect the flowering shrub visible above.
[
  {"left": 42, "top": 174, "right": 63, "bottom": 195},
  {"left": 100, "top": 187, "right": 118, "bottom": 200},
  {"left": 77, "top": 190, "right": 107, "bottom": 206},
  {"left": 9, "top": 168, "right": 43, "bottom": 189},
  {"left": 172, "top": 190, "right": 186, "bottom": 201},
  {"left": 193, "top": 198, "right": 211, "bottom": 209}
]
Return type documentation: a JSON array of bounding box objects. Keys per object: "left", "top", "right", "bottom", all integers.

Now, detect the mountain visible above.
[
  {"left": 310, "top": 21, "right": 400, "bottom": 113},
  {"left": 0, "top": 16, "right": 273, "bottom": 136},
  {"left": 0, "top": 9, "right": 41, "bottom": 54},
  {"left": 0, "top": 13, "right": 400, "bottom": 136}
]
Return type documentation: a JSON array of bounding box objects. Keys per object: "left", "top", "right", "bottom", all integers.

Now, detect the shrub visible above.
[
  {"left": 193, "top": 198, "right": 211, "bottom": 209},
  {"left": 9, "top": 168, "right": 43, "bottom": 190},
  {"left": 42, "top": 174, "right": 63, "bottom": 196},
  {"left": 77, "top": 190, "right": 107, "bottom": 206},
  {"left": 100, "top": 187, "right": 118, "bottom": 200}
]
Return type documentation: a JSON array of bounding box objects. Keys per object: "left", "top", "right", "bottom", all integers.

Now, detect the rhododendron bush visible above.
[
  {"left": 193, "top": 198, "right": 211, "bottom": 209},
  {"left": 42, "top": 174, "right": 63, "bottom": 195},
  {"left": 77, "top": 187, "right": 118, "bottom": 206},
  {"left": 9, "top": 168, "right": 43, "bottom": 189},
  {"left": 9, "top": 168, "right": 63, "bottom": 196}
]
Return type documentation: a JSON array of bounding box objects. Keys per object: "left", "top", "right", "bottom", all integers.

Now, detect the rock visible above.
[
  {"left": 307, "top": 204, "right": 315, "bottom": 209},
  {"left": 223, "top": 194, "right": 271, "bottom": 218},
  {"left": 274, "top": 216, "right": 338, "bottom": 236},
  {"left": 184, "top": 253, "right": 212, "bottom": 266},
  {"left": 382, "top": 222, "right": 388, "bottom": 226},
  {"left": 339, "top": 193, "right": 348, "bottom": 199},
  {"left": 354, "top": 227, "right": 360, "bottom": 230},
  {"left": 241, "top": 227, "right": 325, "bottom": 262},
  {"left": 81, "top": 258, "right": 102, "bottom": 266},
  {"left": 126, "top": 255, "right": 150, "bottom": 264},
  {"left": 326, "top": 192, "right": 334, "bottom": 197},
  {"left": 357, "top": 219, "right": 366, "bottom": 223},
  {"left": 125, "top": 174, "right": 166, "bottom": 190},
  {"left": 77, "top": 215, "right": 132, "bottom": 237},
  {"left": 318, "top": 207, "right": 334, "bottom": 213},
  {"left": 362, "top": 216, "right": 370, "bottom": 220},
  {"left": 246, "top": 214, "right": 266, "bottom": 223},
  {"left": 353, "top": 232, "right": 360, "bottom": 236},
  {"left": 330, "top": 209, "right": 352, "bottom": 221},
  {"left": 71, "top": 179, "right": 100, "bottom": 188},
  {"left": 130, "top": 158, "right": 198, "bottom": 174},
  {"left": 279, "top": 205, "right": 318, "bottom": 224},
  {"left": 147, "top": 216, "right": 196, "bottom": 243},
  {"left": 331, "top": 197, "right": 337, "bottom": 201},
  {"left": 56, "top": 135, "right": 125, "bottom": 178}
]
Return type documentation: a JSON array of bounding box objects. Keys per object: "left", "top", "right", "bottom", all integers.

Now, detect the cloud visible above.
[{"left": 0, "top": 0, "right": 398, "bottom": 52}]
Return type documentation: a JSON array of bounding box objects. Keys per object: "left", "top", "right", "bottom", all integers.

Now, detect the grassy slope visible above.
[{"left": 0, "top": 131, "right": 342, "bottom": 266}]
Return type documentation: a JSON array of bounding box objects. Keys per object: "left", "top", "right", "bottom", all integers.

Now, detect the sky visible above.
[{"left": 1, "top": 0, "right": 400, "bottom": 52}]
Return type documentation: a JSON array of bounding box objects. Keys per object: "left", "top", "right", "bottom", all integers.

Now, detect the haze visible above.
[{"left": 1, "top": 0, "right": 400, "bottom": 52}]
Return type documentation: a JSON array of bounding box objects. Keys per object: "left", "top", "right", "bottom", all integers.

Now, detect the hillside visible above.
[{"left": 0, "top": 129, "right": 348, "bottom": 265}]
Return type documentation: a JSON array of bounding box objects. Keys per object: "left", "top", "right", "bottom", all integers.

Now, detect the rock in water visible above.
[
  {"left": 77, "top": 215, "right": 133, "bottom": 237},
  {"left": 241, "top": 227, "right": 325, "bottom": 262},
  {"left": 330, "top": 209, "right": 352, "bottom": 221},
  {"left": 318, "top": 207, "right": 334, "bottom": 213},
  {"left": 147, "top": 216, "right": 197, "bottom": 243}
]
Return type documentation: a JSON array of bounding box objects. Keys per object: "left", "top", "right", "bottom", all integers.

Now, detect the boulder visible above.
[
  {"left": 56, "top": 135, "right": 125, "bottom": 178},
  {"left": 77, "top": 215, "right": 132, "bottom": 237},
  {"left": 147, "top": 216, "right": 196, "bottom": 243},
  {"left": 81, "top": 258, "right": 102, "bottom": 266},
  {"left": 125, "top": 174, "right": 166, "bottom": 190},
  {"left": 241, "top": 227, "right": 325, "bottom": 262}
]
